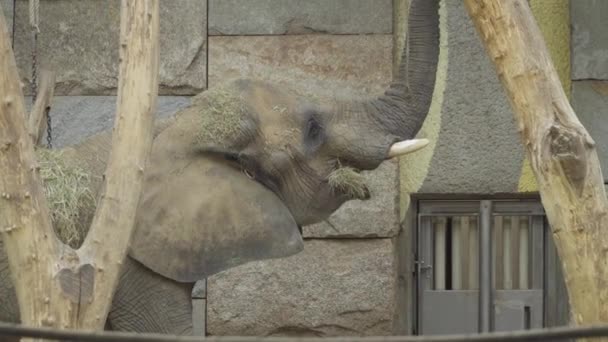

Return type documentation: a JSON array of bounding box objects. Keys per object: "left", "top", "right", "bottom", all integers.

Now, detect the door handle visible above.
[{"left": 416, "top": 261, "right": 433, "bottom": 278}]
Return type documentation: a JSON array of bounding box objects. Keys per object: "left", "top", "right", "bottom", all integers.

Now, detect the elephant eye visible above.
[{"left": 306, "top": 118, "right": 322, "bottom": 140}]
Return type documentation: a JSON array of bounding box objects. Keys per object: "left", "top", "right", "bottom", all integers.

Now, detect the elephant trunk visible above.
[
  {"left": 372, "top": 0, "right": 440, "bottom": 140},
  {"left": 331, "top": 0, "right": 440, "bottom": 171}
]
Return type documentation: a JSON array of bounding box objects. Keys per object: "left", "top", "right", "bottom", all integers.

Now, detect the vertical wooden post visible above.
[
  {"left": 0, "top": 0, "right": 160, "bottom": 337},
  {"left": 76, "top": 0, "right": 159, "bottom": 328},
  {"left": 464, "top": 0, "right": 608, "bottom": 332}
]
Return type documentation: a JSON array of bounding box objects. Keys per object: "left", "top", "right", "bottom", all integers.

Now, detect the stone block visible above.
[
  {"left": 1, "top": 0, "right": 13, "bottom": 41},
  {"left": 304, "top": 158, "right": 399, "bottom": 238},
  {"left": 14, "top": 0, "right": 206, "bottom": 95},
  {"left": 208, "top": 34, "right": 393, "bottom": 100},
  {"left": 419, "top": 0, "right": 524, "bottom": 193},
  {"left": 32, "top": 96, "right": 191, "bottom": 148},
  {"left": 207, "top": 239, "right": 395, "bottom": 337},
  {"left": 209, "top": 0, "right": 392, "bottom": 35},
  {"left": 572, "top": 81, "right": 608, "bottom": 182},
  {"left": 571, "top": 0, "right": 608, "bottom": 80}
]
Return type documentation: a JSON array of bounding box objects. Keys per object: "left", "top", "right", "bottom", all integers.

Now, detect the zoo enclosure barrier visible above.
[{"left": 3, "top": 322, "right": 608, "bottom": 342}]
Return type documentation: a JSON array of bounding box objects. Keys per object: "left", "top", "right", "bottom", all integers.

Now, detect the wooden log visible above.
[
  {"left": 464, "top": 0, "right": 608, "bottom": 331},
  {"left": 0, "top": 0, "right": 159, "bottom": 336},
  {"left": 0, "top": 2, "right": 70, "bottom": 334},
  {"left": 76, "top": 0, "right": 160, "bottom": 329},
  {"left": 28, "top": 69, "right": 55, "bottom": 146}
]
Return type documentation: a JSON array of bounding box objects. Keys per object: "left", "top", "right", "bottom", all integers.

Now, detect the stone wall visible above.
[{"left": 571, "top": 0, "right": 608, "bottom": 182}]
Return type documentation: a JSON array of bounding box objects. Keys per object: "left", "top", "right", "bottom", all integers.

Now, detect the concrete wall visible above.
[
  {"left": 0, "top": 0, "right": 12, "bottom": 42},
  {"left": 571, "top": 0, "right": 608, "bottom": 182},
  {"left": 6, "top": 0, "right": 596, "bottom": 337}
]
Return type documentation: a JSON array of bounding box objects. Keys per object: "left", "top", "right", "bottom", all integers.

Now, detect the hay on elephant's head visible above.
[
  {"left": 196, "top": 86, "right": 249, "bottom": 149},
  {"left": 37, "top": 148, "right": 96, "bottom": 248}
]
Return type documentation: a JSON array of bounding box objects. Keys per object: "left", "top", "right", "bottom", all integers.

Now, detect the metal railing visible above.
[{"left": 3, "top": 322, "right": 608, "bottom": 342}]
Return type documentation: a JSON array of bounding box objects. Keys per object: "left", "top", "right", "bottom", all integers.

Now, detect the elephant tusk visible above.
[{"left": 387, "top": 139, "right": 429, "bottom": 158}]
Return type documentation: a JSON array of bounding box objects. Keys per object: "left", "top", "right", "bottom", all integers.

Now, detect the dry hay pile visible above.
[
  {"left": 37, "top": 148, "right": 96, "bottom": 248},
  {"left": 328, "top": 166, "right": 369, "bottom": 200},
  {"left": 196, "top": 85, "right": 249, "bottom": 149}
]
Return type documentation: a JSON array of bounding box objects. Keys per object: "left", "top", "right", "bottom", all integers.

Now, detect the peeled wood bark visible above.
[
  {"left": 76, "top": 0, "right": 159, "bottom": 328},
  {"left": 0, "top": 0, "right": 159, "bottom": 338},
  {"left": 464, "top": 0, "right": 608, "bottom": 331},
  {"left": 28, "top": 69, "right": 55, "bottom": 146}
]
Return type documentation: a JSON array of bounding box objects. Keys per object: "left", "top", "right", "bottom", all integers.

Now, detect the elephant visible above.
[{"left": 0, "top": 0, "right": 440, "bottom": 336}]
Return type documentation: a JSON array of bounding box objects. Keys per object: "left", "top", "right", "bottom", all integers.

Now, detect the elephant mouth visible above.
[{"left": 327, "top": 166, "right": 370, "bottom": 201}]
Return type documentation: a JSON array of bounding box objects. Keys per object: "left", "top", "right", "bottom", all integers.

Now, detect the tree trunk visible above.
[
  {"left": 0, "top": 0, "right": 159, "bottom": 339},
  {"left": 464, "top": 0, "right": 608, "bottom": 333}
]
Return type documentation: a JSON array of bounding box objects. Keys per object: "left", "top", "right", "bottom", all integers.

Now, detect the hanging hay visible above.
[
  {"left": 327, "top": 166, "right": 369, "bottom": 200},
  {"left": 37, "top": 148, "right": 96, "bottom": 248},
  {"left": 195, "top": 86, "right": 249, "bottom": 149}
]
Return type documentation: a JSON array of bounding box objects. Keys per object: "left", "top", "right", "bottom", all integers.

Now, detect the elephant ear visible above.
[{"left": 128, "top": 156, "right": 304, "bottom": 283}]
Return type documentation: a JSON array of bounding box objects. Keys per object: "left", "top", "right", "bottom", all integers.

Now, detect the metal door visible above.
[{"left": 416, "top": 200, "right": 545, "bottom": 335}]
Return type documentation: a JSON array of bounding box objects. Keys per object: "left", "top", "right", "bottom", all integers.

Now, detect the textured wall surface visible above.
[
  {"left": 208, "top": 34, "right": 392, "bottom": 100},
  {"left": 207, "top": 239, "right": 395, "bottom": 337},
  {"left": 13, "top": 0, "right": 207, "bottom": 95},
  {"left": 572, "top": 82, "right": 608, "bottom": 181},
  {"left": 209, "top": 0, "right": 392, "bottom": 35},
  {"left": 0, "top": 0, "right": 12, "bottom": 41},
  {"left": 571, "top": 0, "right": 608, "bottom": 80},
  {"left": 570, "top": 0, "right": 608, "bottom": 182},
  {"left": 417, "top": 0, "right": 524, "bottom": 194}
]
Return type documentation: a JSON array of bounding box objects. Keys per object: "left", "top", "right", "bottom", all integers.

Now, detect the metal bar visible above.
[
  {"left": 461, "top": 216, "right": 471, "bottom": 289},
  {"left": 434, "top": 217, "right": 447, "bottom": 290},
  {"left": 469, "top": 216, "right": 479, "bottom": 290},
  {"left": 5, "top": 321, "right": 608, "bottom": 342},
  {"left": 519, "top": 217, "right": 530, "bottom": 290},
  {"left": 479, "top": 200, "right": 493, "bottom": 333},
  {"left": 452, "top": 217, "right": 462, "bottom": 290},
  {"left": 503, "top": 217, "right": 513, "bottom": 290}
]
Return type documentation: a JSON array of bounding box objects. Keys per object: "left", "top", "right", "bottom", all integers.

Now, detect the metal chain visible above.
[{"left": 46, "top": 107, "right": 52, "bottom": 148}]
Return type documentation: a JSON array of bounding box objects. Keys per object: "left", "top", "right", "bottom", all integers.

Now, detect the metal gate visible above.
[{"left": 415, "top": 200, "right": 548, "bottom": 335}]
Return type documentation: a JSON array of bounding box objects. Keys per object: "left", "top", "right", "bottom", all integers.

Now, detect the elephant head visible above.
[{"left": 128, "top": 0, "right": 440, "bottom": 283}]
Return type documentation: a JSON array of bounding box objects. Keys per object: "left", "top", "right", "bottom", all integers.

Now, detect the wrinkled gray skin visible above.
[{"left": 0, "top": 0, "right": 439, "bottom": 336}]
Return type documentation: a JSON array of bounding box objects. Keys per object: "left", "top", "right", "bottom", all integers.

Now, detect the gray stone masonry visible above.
[
  {"left": 30, "top": 96, "right": 191, "bottom": 148},
  {"left": 571, "top": 0, "right": 608, "bottom": 80},
  {"left": 1, "top": 0, "right": 13, "bottom": 42},
  {"left": 14, "top": 0, "right": 207, "bottom": 95},
  {"left": 572, "top": 81, "right": 608, "bottom": 182},
  {"left": 209, "top": 0, "right": 392, "bottom": 35},
  {"left": 207, "top": 239, "right": 395, "bottom": 337},
  {"left": 208, "top": 34, "right": 393, "bottom": 100}
]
